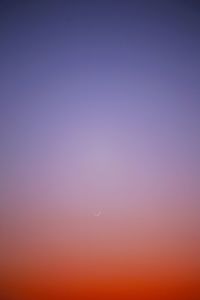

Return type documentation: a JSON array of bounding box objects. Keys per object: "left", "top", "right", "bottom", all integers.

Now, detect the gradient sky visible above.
[{"left": 0, "top": 1, "right": 200, "bottom": 299}]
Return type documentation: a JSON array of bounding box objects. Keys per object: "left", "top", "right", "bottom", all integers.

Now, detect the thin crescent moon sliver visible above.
[{"left": 94, "top": 211, "right": 101, "bottom": 217}]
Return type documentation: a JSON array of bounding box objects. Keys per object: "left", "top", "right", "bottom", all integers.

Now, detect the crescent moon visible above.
[{"left": 94, "top": 211, "right": 101, "bottom": 217}]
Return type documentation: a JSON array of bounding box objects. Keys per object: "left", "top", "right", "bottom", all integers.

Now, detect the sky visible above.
[{"left": 0, "top": 1, "right": 200, "bottom": 299}]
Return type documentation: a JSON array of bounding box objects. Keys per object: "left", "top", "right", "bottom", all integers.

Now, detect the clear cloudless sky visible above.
[{"left": 0, "top": 0, "right": 200, "bottom": 299}]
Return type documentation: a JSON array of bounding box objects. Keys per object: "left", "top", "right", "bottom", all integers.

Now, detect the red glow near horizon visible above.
[{"left": 1, "top": 1, "right": 200, "bottom": 299}]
